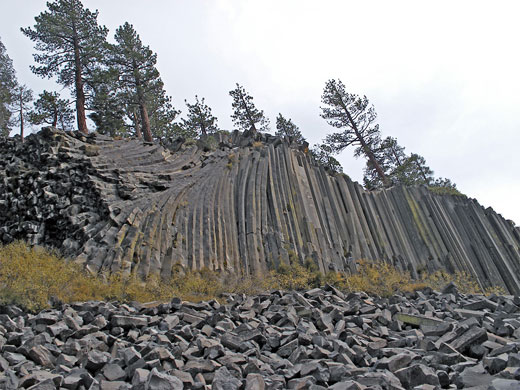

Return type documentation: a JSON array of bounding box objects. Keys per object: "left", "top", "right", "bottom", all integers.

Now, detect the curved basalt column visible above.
[{"left": 1, "top": 128, "right": 519, "bottom": 293}]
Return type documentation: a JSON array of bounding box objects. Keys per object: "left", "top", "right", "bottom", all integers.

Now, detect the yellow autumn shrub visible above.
[
  {"left": 0, "top": 241, "right": 105, "bottom": 310},
  {"left": 0, "top": 242, "right": 506, "bottom": 311}
]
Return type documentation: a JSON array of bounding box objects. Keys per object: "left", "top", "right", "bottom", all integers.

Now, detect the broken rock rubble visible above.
[{"left": 0, "top": 285, "right": 519, "bottom": 389}]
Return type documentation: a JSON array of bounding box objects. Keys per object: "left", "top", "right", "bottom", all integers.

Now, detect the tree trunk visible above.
[
  {"left": 240, "top": 93, "right": 256, "bottom": 132},
  {"left": 133, "top": 60, "right": 152, "bottom": 142},
  {"left": 332, "top": 85, "right": 388, "bottom": 185},
  {"left": 138, "top": 93, "right": 152, "bottom": 142},
  {"left": 133, "top": 109, "right": 142, "bottom": 139},
  {"left": 72, "top": 25, "right": 88, "bottom": 134},
  {"left": 52, "top": 109, "right": 58, "bottom": 128},
  {"left": 20, "top": 94, "right": 24, "bottom": 142},
  {"left": 361, "top": 140, "right": 388, "bottom": 185},
  {"left": 196, "top": 105, "right": 207, "bottom": 135},
  {"left": 416, "top": 161, "right": 429, "bottom": 183},
  {"left": 391, "top": 146, "right": 403, "bottom": 166}
]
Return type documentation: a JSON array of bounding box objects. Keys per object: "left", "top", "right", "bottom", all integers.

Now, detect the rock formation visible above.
[
  {"left": 1, "top": 128, "right": 519, "bottom": 293},
  {"left": 1, "top": 286, "right": 520, "bottom": 389}
]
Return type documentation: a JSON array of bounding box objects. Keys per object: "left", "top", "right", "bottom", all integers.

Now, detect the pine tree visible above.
[
  {"left": 275, "top": 114, "right": 306, "bottom": 144},
  {"left": 21, "top": 0, "right": 108, "bottom": 134},
  {"left": 310, "top": 144, "right": 343, "bottom": 173},
  {"left": 362, "top": 136, "right": 459, "bottom": 191},
  {"left": 147, "top": 86, "right": 181, "bottom": 140},
  {"left": 88, "top": 68, "right": 127, "bottom": 136},
  {"left": 229, "top": 83, "right": 269, "bottom": 132},
  {"left": 363, "top": 137, "right": 407, "bottom": 189},
  {"left": 182, "top": 95, "right": 219, "bottom": 137},
  {"left": 110, "top": 22, "right": 176, "bottom": 142},
  {"left": 0, "top": 37, "right": 18, "bottom": 136},
  {"left": 10, "top": 85, "right": 33, "bottom": 141},
  {"left": 29, "top": 90, "right": 74, "bottom": 130},
  {"left": 394, "top": 153, "right": 434, "bottom": 186},
  {"left": 320, "top": 79, "right": 388, "bottom": 185}
]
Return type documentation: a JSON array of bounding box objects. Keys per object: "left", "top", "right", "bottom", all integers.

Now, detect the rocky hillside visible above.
[
  {"left": 0, "top": 128, "right": 519, "bottom": 293},
  {"left": 1, "top": 286, "right": 520, "bottom": 389}
]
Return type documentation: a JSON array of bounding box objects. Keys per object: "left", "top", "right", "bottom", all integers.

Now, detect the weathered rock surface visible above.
[
  {"left": 1, "top": 287, "right": 520, "bottom": 389},
  {"left": 1, "top": 128, "right": 519, "bottom": 293}
]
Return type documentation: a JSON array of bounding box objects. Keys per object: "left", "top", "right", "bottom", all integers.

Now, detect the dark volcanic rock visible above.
[
  {"left": 1, "top": 128, "right": 519, "bottom": 294},
  {"left": 1, "top": 287, "right": 520, "bottom": 389}
]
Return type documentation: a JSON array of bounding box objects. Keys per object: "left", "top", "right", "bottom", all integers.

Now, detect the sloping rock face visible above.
[{"left": 1, "top": 128, "right": 519, "bottom": 293}]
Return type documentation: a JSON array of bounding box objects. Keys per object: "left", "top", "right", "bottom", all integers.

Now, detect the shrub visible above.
[
  {"left": 328, "top": 260, "right": 416, "bottom": 297},
  {"left": 226, "top": 152, "right": 236, "bottom": 170},
  {"left": 264, "top": 261, "right": 312, "bottom": 290},
  {"left": 417, "top": 269, "right": 506, "bottom": 295},
  {"left": 427, "top": 185, "right": 465, "bottom": 197},
  {"left": 199, "top": 135, "right": 218, "bottom": 151},
  {"left": 0, "top": 242, "right": 506, "bottom": 311},
  {"left": 0, "top": 242, "right": 105, "bottom": 310},
  {"left": 0, "top": 242, "right": 269, "bottom": 310}
]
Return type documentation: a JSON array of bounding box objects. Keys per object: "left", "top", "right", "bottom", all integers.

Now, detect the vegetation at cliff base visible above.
[{"left": 0, "top": 242, "right": 503, "bottom": 312}]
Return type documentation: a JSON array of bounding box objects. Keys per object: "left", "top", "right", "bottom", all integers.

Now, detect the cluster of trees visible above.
[
  {"left": 319, "top": 79, "right": 457, "bottom": 190},
  {"left": 0, "top": 0, "right": 456, "bottom": 191},
  {"left": 1, "top": 38, "right": 73, "bottom": 138}
]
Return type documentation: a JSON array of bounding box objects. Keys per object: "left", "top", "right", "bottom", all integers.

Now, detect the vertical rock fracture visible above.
[{"left": 0, "top": 128, "right": 519, "bottom": 293}]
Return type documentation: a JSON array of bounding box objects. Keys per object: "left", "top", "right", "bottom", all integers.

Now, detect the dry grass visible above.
[{"left": 0, "top": 242, "right": 505, "bottom": 311}]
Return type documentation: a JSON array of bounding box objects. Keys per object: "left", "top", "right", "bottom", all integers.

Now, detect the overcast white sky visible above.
[{"left": 1, "top": 1, "right": 519, "bottom": 224}]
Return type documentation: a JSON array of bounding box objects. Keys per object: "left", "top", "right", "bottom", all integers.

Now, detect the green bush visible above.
[{"left": 427, "top": 185, "right": 465, "bottom": 197}]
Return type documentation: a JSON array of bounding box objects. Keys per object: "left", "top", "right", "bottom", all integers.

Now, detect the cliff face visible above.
[{"left": 1, "top": 128, "right": 519, "bottom": 293}]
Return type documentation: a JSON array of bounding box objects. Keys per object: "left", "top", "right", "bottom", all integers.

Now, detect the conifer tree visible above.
[
  {"left": 0, "top": 37, "right": 18, "bottom": 136},
  {"left": 22, "top": 0, "right": 108, "bottom": 134},
  {"left": 110, "top": 22, "right": 177, "bottom": 142},
  {"left": 363, "top": 137, "right": 407, "bottom": 189},
  {"left": 29, "top": 90, "right": 74, "bottom": 130},
  {"left": 310, "top": 144, "right": 343, "bottom": 173},
  {"left": 147, "top": 87, "right": 181, "bottom": 140},
  {"left": 229, "top": 83, "right": 269, "bottom": 132},
  {"left": 362, "top": 136, "right": 458, "bottom": 191},
  {"left": 275, "top": 114, "right": 306, "bottom": 144},
  {"left": 88, "top": 68, "right": 127, "bottom": 136},
  {"left": 10, "top": 85, "right": 33, "bottom": 141},
  {"left": 182, "top": 95, "right": 219, "bottom": 136},
  {"left": 321, "top": 79, "right": 387, "bottom": 185}
]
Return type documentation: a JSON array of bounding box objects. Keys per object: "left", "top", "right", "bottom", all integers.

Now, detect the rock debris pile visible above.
[{"left": 1, "top": 286, "right": 520, "bottom": 389}]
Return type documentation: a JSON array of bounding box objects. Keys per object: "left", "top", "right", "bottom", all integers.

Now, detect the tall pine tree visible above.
[
  {"left": 147, "top": 85, "right": 181, "bottom": 140},
  {"left": 88, "top": 68, "right": 127, "bottom": 136},
  {"left": 10, "top": 85, "right": 33, "bottom": 141},
  {"left": 229, "top": 83, "right": 269, "bottom": 132},
  {"left": 110, "top": 22, "right": 176, "bottom": 142},
  {"left": 0, "top": 37, "right": 18, "bottom": 136},
  {"left": 321, "top": 79, "right": 388, "bottom": 185},
  {"left": 22, "top": 0, "right": 108, "bottom": 134}
]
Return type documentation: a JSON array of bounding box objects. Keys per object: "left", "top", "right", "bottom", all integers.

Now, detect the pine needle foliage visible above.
[{"left": 229, "top": 83, "right": 269, "bottom": 132}]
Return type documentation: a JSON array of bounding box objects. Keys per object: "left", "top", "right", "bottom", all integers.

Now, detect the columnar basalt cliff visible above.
[{"left": 1, "top": 128, "right": 519, "bottom": 293}]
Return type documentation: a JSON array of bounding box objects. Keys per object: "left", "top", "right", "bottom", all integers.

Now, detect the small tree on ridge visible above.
[{"left": 229, "top": 83, "right": 269, "bottom": 132}]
